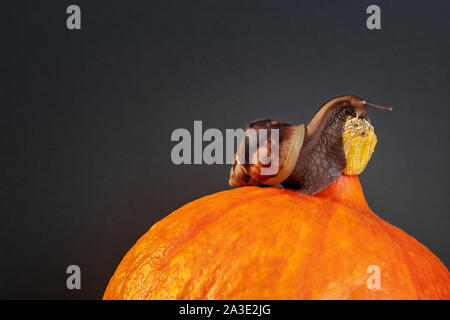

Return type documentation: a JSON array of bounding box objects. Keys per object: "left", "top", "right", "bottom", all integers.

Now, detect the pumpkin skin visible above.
[{"left": 104, "top": 175, "right": 450, "bottom": 300}]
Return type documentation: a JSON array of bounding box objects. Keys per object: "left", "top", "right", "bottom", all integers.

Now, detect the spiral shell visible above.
[{"left": 229, "top": 120, "right": 305, "bottom": 187}]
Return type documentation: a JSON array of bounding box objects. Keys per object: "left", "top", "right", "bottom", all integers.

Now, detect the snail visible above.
[{"left": 229, "top": 94, "right": 392, "bottom": 195}]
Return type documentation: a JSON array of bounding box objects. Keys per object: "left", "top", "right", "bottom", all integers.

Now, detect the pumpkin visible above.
[
  {"left": 103, "top": 175, "right": 450, "bottom": 299},
  {"left": 104, "top": 96, "right": 449, "bottom": 299}
]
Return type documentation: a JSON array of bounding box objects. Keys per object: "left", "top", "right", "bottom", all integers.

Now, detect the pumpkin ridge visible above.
[
  {"left": 147, "top": 189, "right": 308, "bottom": 299},
  {"left": 376, "top": 217, "right": 450, "bottom": 298},
  {"left": 146, "top": 187, "right": 298, "bottom": 300},
  {"left": 292, "top": 198, "right": 335, "bottom": 299},
  {"left": 104, "top": 188, "right": 277, "bottom": 299},
  {"left": 372, "top": 217, "right": 420, "bottom": 299}
]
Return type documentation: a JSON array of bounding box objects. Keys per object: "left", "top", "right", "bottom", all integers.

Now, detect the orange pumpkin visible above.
[{"left": 104, "top": 175, "right": 449, "bottom": 300}]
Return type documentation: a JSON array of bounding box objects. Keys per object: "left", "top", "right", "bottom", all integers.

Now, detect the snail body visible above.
[{"left": 229, "top": 95, "right": 391, "bottom": 195}]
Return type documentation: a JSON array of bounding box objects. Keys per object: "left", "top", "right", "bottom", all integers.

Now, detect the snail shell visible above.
[{"left": 229, "top": 120, "right": 305, "bottom": 187}]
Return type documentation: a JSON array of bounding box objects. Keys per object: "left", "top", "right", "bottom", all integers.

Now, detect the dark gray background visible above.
[{"left": 2, "top": 0, "right": 449, "bottom": 299}]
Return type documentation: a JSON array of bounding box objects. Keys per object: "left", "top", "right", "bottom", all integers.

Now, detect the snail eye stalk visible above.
[{"left": 363, "top": 101, "right": 393, "bottom": 111}]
